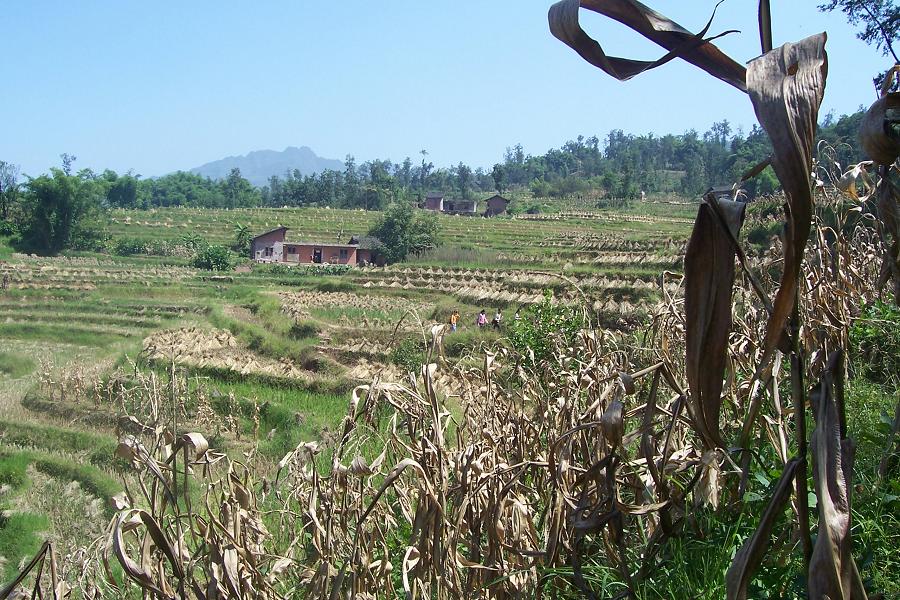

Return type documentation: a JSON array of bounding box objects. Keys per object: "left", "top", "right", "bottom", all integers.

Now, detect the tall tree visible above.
[
  {"left": 0, "top": 161, "right": 19, "bottom": 220},
  {"left": 819, "top": 0, "right": 900, "bottom": 79},
  {"left": 221, "top": 167, "right": 258, "bottom": 208},
  {"left": 19, "top": 168, "right": 107, "bottom": 254},
  {"left": 456, "top": 162, "right": 473, "bottom": 199},
  {"left": 491, "top": 163, "right": 506, "bottom": 194}
]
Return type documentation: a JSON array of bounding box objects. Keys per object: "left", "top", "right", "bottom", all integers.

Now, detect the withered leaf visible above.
[
  {"left": 875, "top": 176, "right": 900, "bottom": 305},
  {"left": 548, "top": 0, "right": 746, "bottom": 91},
  {"left": 746, "top": 33, "right": 828, "bottom": 362},
  {"left": 684, "top": 198, "right": 746, "bottom": 449},
  {"left": 860, "top": 93, "right": 900, "bottom": 166},
  {"left": 809, "top": 351, "right": 861, "bottom": 600}
]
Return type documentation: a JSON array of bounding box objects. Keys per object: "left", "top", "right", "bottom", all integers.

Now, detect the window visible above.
[
  {"left": 287, "top": 246, "right": 296, "bottom": 254},
  {"left": 339, "top": 249, "right": 348, "bottom": 260},
  {"left": 265, "top": 247, "right": 273, "bottom": 257}
]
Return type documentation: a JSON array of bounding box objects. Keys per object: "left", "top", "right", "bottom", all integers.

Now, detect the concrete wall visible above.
[
  {"left": 251, "top": 228, "right": 287, "bottom": 260},
  {"left": 284, "top": 244, "right": 357, "bottom": 265}
]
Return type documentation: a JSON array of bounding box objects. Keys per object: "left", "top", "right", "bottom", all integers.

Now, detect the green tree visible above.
[
  {"left": 220, "top": 168, "right": 259, "bottom": 208},
  {"left": 819, "top": 0, "right": 900, "bottom": 63},
  {"left": 233, "top": 223, "right": 252, "bottom": 254},
  {"left": 105, "top": 171, "right": 140, "bottom": 208},
  {"left": 456, "top": 162, "right": 473, "bottom": 199},
  {"left": 18, "top": 168, "right": 108, "bottom": 254},
  {"left": 367, "top": 202, "right": 440, "bottom": 264},
  {"left": 491, "top": 164, "right": 506, "bottom": 194},
  {"left": 0, "top": 161, "right": 20, "bottom": 221}
]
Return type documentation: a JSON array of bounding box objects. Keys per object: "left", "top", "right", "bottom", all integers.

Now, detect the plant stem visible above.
[{"left": 790, "top": 297, "right": 812, "bottom": 567}]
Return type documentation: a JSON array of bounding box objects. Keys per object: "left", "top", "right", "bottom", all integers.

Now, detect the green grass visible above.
[
  {"left": 180, "top": 372, "right": 350, "bottom": 459},
  {"left": 0, "top": 322, "right": 131, "bottom": 347},
  {"left": 0, "top": 419, "right": 118, "bottom": 470},
  {"left": 0, "top": 511, "right": 49, "bottom": 583},
  {"left": 0, "top": 452, "right": 31, "bottom": 491},
  {"left": 0, "top": 352, "right": 35, "bottom": 379}
]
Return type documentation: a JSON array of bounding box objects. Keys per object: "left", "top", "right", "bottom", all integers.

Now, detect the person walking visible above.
[
  {"left": 449, "top": 310, "right": 459, "bottom": 332},
  {"left": 492, "top": 309, "right": 502, "bottom": 330},
  {"left": 477, "top": 309, "right": 487, "bottom": 329}
]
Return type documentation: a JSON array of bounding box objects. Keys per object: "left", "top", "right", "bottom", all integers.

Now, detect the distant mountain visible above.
[{"left": 189, "top": 146, "right": 344, "bottom": 187}]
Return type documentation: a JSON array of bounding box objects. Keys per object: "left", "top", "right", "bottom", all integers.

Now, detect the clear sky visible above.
[{"left": 0, "top": 1, "right": 889, "bottom": 179}]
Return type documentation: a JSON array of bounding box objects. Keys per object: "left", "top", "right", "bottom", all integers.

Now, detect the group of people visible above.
[{"left": 448, "top": 308, "right": 519, "bottom": 332}]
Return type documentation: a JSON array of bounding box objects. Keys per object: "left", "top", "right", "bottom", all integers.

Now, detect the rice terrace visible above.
[{"left": 1, "top": 1, "right": 899, "bottom": 599}]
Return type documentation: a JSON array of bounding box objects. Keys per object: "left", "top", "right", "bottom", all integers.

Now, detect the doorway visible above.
[{"left": 313, "top": 248, "right": 322, "bottom": 264}]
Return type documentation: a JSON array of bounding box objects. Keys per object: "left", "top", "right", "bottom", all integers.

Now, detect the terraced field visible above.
[
  {"left": 108, "top": 205, "right": 692, "bottom": 268},
  {"left": 0, "top": 204, "right": 696, "bottom": 579}
]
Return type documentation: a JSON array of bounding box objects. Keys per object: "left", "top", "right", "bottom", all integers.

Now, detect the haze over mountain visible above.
[{"left": 189, "top": 146, "right": 344, "bottom": 187}]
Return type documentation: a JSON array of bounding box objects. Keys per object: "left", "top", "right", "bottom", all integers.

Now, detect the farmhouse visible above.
[
  {"left": 251, "top": 227, "right": 381, "bottom": 266},
  {"left": 483, "top": 194, "right": 510, "bottom": 217},
  {"left": 443, "top": 199, "right": 479, "bottom": 214},
  {"left": 422, "top": 193, "right": 509, "bottom": 217},
  {"left": 424, "top": 193, "right": 444, "bottom": 211}
]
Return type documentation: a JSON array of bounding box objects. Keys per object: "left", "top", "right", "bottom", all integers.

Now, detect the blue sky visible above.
[{"left": 0, "top": 1, "right": 888, "bottom": 179}]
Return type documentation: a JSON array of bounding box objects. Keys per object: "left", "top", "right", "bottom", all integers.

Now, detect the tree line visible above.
[{"left": 0, "top": 110, "right": 866, "bottom": 255}]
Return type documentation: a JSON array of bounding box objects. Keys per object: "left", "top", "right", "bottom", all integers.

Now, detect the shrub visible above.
[
  {"left": 509, "top": 290, "right": 585, "bottom": 364},
  {"left": 111, "top": 236, "right": 148, "bottom": 256},
  {"left": 0, "top": 219, "right": 19, "bottom": 237},
  {"left": 289, "top": 321, "right": 320, "bottom": 340},
  {"left": 315, "top": 279, "right": 355, "bottom": 292},
  {"left": 191, "top": 245, "right": 235, "bottom": 271},
  {"left": 851, "top": 301, "right": 900, "bottom": 384},
  {"left": 390, "top": 338, "right": 425, "bottom": 373}
]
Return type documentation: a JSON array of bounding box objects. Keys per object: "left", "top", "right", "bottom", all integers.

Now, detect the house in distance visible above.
[
  {"left": 250, "top": 227, "right": 382, "bottom": 266},
  {"left": 422, "top": 193, "right": 509, "bottom": 217}
]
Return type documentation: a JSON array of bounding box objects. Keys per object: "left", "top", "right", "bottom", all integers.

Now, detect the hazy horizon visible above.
[{"left": 1, "top": 1, "right": 888, "bottom": 179}]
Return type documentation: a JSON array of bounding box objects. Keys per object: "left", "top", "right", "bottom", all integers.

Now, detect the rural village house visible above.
[
  {"left": 422, "top": 193, "right": 509, "bottom": 217},
  {"left": 251, "top": 227, "right": 382, "bottom": 266}
]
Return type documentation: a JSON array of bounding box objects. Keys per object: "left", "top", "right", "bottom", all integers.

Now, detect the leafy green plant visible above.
[
  {"left": 0, "top": 220, "right": 19, "bottom": 237},
  {"left": 851, "top": 301, "right": 900, "bottom": 384},
  {"left": 390, "top": 337, "right": 425, "bottom": 373},
  {"left": 110, "top": 236, "right": 148, "bottom": 256},
  {"left": 509, "top": 290, "right": 585, "bottom": 364},
  {"left": 191, "top": 245, "right": 235, "bottom": 271}
]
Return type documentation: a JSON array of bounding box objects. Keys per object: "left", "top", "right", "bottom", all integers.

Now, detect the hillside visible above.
[{"left": 189, "top": 146, "right": 344, "bottom": 186}]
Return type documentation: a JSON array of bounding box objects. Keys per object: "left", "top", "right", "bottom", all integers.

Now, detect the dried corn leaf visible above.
[
  {"left": 726, "top": 457, "right": 801, "bottom": 600},
  {"left": 746, "top": 33, "right": 828, "bottom": 361},
  {"left": 860, "top": 93, "right": 900, "bottom": 165},
  {"left": 758, "top": 0, "right": 772, "bottom": 53},
  {"left": 684, "top": 198, "right": 746, "bottom": 449},
  {"left": 875, "top": 177, "right": 900, "bottom": 304},
  {"left": 808, "top": 352, "right": 861, "bottom": 600},
  {"left": 548, "top": 0, "right": 746, "bottom": 91}
]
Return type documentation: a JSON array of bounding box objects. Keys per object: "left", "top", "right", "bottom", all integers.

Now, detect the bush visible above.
[
  {"left": 111, "top": 236, "right": 148, "bottom": 256},
  {"left": 851, "top": 301, "right": 900, "bottom": 384},
  {"left": 0, "top": 219, "right": 19, "bottom": 237},
  {"left": 509, "top": 291, "right": 585, "bottom": 364},
  {"left": 191, "top": 245, "right": 235, "bottom": 271},
  {"left": 289, "top": 321, "right": 320, "bottom": 340},
  {"left": 390, "top": 338, "right": 425, "bottom": 373}
]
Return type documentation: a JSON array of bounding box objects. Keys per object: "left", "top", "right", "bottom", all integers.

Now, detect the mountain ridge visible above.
[{"left": 189, "top": 146, "right": 344, "bottom": 187}]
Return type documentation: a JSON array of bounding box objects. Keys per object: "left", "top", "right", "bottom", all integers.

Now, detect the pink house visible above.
[{"left": 251, "top": 228, "right": 381, "bottom": 266}]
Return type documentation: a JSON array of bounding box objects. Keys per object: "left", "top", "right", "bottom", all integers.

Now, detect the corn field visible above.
[{"left": 5, "top": 1, "right": 900, "bottom": 598}]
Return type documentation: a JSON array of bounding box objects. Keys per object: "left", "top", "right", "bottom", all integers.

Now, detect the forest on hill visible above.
[{"left": 2, "top": 110, "right": 863, "bottom": 216}]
